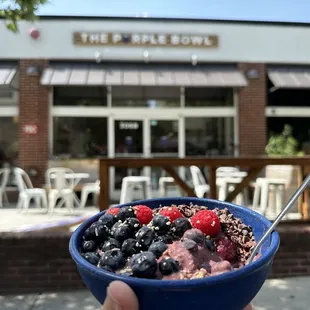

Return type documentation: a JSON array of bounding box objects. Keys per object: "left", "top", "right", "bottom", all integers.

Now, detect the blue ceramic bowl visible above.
[{"left": 69, "top": 197, "right": 280, "bottom": 310}]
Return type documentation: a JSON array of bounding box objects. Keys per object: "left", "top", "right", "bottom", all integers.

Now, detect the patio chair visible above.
[
  {"left": 79, "top": 180, "right": 100, "bottom": 208},
  {"left": 253, "top": 178, "right": 287, "bottom": 217},
  {"left": 120, "top": 176, "right": 151, "bottom": 204},
  {"left": 0, "top": 168, "right": 10, "bottom": 207},
  {"left": 190, "top": 165, "right": 210, "bottom": 198},
  {"left": 45, "top": 167, "right": 75, "bottom": 214},
  {"left": 13, "top": 167, "right": 48, "bottom": 213},
  {"left": 216, "top": 167, "right": 248, "bottom": 205}
]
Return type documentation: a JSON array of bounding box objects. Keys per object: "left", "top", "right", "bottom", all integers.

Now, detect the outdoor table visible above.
[{"left": 49, "top": 172, "right": 90, "bottom": 207}]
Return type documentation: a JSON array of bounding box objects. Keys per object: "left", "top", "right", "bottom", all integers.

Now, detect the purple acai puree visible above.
[{"left": 158, "top": 229, "right": 233, "bottom": 280}]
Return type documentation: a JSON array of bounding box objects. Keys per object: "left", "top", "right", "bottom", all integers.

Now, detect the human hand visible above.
[{"left": 101, "top": 281, "right": 252, "bottom": 310}]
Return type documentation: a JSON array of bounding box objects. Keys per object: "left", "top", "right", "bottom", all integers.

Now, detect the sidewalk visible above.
[{"left": 1, "top": 276, "right": 310, "bottom": 310}]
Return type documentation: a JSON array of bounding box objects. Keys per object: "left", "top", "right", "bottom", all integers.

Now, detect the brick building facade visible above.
[{"left": 1, "top": 17, "right": 310, "bottom": 193}]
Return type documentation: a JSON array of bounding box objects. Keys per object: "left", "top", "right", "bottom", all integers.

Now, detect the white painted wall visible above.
[{"left": 1, "top": 19, "right": 310, "bottom": 64}]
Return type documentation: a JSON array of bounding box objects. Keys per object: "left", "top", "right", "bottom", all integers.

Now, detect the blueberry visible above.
[
  {"left": 116, "top": 206, "right": 135, "bottom": 222},
  {"left": 113, "top": 224, "right": 131, "bottom": 243},
  {"left": 155, "top": 234, "right": 174, "bottom": 244},
  {"left": 149, "top": 241, "right": 168, "bottom": 258},
  {"left": 99, "top": 214, "right": 117, "bottom": 228},
  {"left": 121, "top": 238, "right": 138, "bottom": 257},
  {"left": 159, "top": 257, "right": 180, "bottom": 276},
  {"left": 110, "top": 222, "right": 120, "bottom": 236},
  {"left": 99, "top": 249, "right": 126, "bottom": 271},
  {"left": 171, "top": 218, "right": 192, "bottom": 237},
  {"left": 101, "top": 238, "right": 121, "bottom": 252},
  {"left": 131, "top": 252, "right": 158, "bottom": 279},
  {"left": 135, "top": 226, "right": 155, "bottom": 249},
  {"left": 81, "top": 240, "right": 97, "bottom": 253},
  {"left": 183, "top": 229, "right": 205, "bottom": 245},
  {"left": 100, "top": 265, "right": 114, "bottom": 273},
  {"left": 206, "top": 239, "right": 216, "bottom": 252},
  {"left": 151, "top": 215, "right": 171, "bottom": 235},
  {"left": 124, "top": 217, "right": 141, "bottom": 234},
  {"left": 94, "top": 223, "right": 110, "bottom": 241},
  {"left": 182, "top": 238, "right": 198, "bottom": 253},
  {"left": 84, "top": 252, "right": 99, "bottom": 265},
  {"left": 83, "top": 222, "right": 97, "bottom": 240}
]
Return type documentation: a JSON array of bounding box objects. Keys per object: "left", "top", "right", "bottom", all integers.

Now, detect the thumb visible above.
[{"left": 102, "top": 281, "right": 139, "bottom": 310}]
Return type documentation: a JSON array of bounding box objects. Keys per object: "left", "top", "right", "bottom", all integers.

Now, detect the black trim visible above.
[{"left": 2, "top": 15, "right": 309, "bottom": 28}]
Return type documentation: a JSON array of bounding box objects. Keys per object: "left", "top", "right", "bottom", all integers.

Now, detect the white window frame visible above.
[{"left": 266, "top": 106, "right": 310, "bottom": 117}]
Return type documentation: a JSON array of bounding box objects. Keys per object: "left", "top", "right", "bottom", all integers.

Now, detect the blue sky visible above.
[{"left": 34, "top": 0, "right": 310, "bottom": 23}]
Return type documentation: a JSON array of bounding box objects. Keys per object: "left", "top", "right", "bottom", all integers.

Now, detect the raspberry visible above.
[
  {"left": 191, "top": 210, "right": 220, "bottom": 236},
  {"left": 159, "top": 206, "right": 183, "bottom": 222},
  {"left": 133, "top": 205, "right": 153, "bottom": 225},
  {"left": 105, "top": 208, "right": 120, "bottom": 216},
  {"left": 216, "top": 237, "right": 237, "bottom": 262}
]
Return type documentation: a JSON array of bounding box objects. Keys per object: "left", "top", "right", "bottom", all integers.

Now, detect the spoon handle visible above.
[{"left": 247, "top": 173, "right": 310, "bottom": 264}]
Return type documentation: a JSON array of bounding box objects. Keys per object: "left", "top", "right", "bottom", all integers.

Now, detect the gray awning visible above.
[
  {"left": 41, "top": 65, "right": 247, "bottom": 87},
  {"left": 0, "top": 65, "right": 17, "bottom": 85},
  {"left": 268, "top": 67, "right": 310, "bottom": 89}
]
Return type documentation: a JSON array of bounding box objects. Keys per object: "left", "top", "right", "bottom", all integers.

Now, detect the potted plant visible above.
[{"left": 265, "top": 124, "right": 304, "bottom": 216}]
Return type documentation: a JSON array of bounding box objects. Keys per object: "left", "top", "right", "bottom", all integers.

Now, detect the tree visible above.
[{"left": 0, "top": 0, "right": 47, "bottom": 32}]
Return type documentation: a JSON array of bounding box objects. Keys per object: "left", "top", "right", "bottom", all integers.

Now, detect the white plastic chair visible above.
[
  {"left": 45, "top": 167, "right": 75, "bottom": 214},
  {"left": 80, "top": 180, "right": 100, "bottom": 208},
  {"left": 120, "top": 176, "right": 151, "bottom": 204},
  {"left": 190, "top": 166, "right": 210, "bottom": 198},
  {"left": 0, "top": 168, "right": 10, "bottom": 207},
  {"left": 216, "top": 167, "right": 248, "bottom": 205},
  {"left": 253, "top": 178, "right": 287, "bottom": 216},
  {"left": 14, "top": 167, "right": 48, "bottom": 213}
]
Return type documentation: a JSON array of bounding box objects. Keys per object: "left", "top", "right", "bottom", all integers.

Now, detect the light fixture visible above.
[
  {"left": 246, "top": 69, "right": 260, "bottom": 79},
  {"left": 191, "top": 54, "right": 198, "bottom": 66},
  {"left": 143, "top": 50, "right": 150, "bottom": 63},
  {"left": 26, "top": 65, "right": 41, "bottom": 76},
  {"left": 94, "top": 51, "right": 102, "bottom": 63}
]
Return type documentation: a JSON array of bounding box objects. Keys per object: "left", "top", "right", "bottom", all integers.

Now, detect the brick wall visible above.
[
  {"left": 237, "top": 63, "right": 267, "bottom": 156},
  {"left": 18, "top": 59, "right": 50, "bottom": 187},
  {"left": 0, "top": 222, "right": 310, "bottom": 294}
]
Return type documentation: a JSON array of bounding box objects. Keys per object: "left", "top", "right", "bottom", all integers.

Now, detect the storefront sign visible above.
[
  {"left": 119, "top": 122, "right": 139, "bottom": 130},
  {"left": 73, "top": 32, "right": 218, "bottom": 48},
  {"left": 22, "top": 124, "right": 38, "bottom": 135}
]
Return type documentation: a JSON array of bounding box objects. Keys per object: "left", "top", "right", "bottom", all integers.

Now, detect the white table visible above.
[{"left": 49, "top": 172, "right": 90, "bottom": 208}]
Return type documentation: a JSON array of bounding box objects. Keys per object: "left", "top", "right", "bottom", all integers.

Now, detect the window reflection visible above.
[
  {"left": 185, "top": 117, "right": 234, "bottom": 156},
  {"left": 53, "top": 117, "right": 108, "bottom": 158},
  {"left": 185, "top": 88, "right": 233, "bottom": 107},
  {"left": 112, "top": 86, "right": 180, "bottom": 107},
  {"left": 0, "top": 117, "right": 18, "bottom": 167},
  {"left": 54, "top": 87, "right": 107, "bottom": 106}
]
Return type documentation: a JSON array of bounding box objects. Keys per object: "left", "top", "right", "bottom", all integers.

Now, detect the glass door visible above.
[
  {"left": 148, "top": 118, "right": 181, "bottom": 193},
  {"left": 113, "top": 119, "right": 144, "bottom": 190}
]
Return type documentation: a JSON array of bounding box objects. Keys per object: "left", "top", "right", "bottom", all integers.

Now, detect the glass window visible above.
[
  {"left": 268, "top": 87, "right": 310, "bottom": 107},
  {"left": 112, "top": 86, "right": 180, "bottom": 107},
  {"left": 185, "top": 117, "right": 234, "bottom": 156},
  {"left": 0, "top": 87, "right": 17, "bottom": 106},
  {"left": 267, "top": 117, "right": 310, "bottom": 154},
  {"left": 53, "top": 117, "right": 108, "bottom": 158},
  {"left": 150, "top": 120, "right": 178, "bottom": 156},
  {"left": 0, "top": 117, "right": 18, "bottom": 167},
  {"left": 53, "top": 87, "right": 107, "bottom": 106},
  {"left": 185, "top": 88, "right": 233, "bottom": 107}
]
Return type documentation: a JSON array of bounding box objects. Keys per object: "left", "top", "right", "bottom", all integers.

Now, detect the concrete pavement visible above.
[{"left": 1, "top": 276, "right": 310, "bottom": 309}]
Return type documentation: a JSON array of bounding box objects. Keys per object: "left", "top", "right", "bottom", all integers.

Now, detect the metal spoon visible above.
[{"left": 247, "top": 173, "right": 310, "bottom": 264}]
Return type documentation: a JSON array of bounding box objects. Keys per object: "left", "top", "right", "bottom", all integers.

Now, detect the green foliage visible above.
[
  {"left": 265, "top": 124, "right": 303, "bottom": 156},
  {"left": 0, "top": 0, "right": 47, "bottom": 32}
]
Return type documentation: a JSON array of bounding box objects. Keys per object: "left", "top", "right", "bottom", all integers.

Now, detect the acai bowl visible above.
[{"left": 69, "top": 197, "right": 280, "bottom": 310}]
